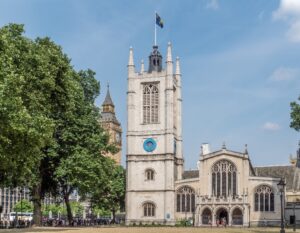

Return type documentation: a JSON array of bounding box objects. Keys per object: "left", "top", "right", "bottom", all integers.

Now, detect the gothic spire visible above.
[
  {"left": 175, "top": 56, "right": 181, "bottom": 75},
  {"left": 128, "top": 46, "right": 134, "bottom": 67},
  {"left": 140, "top": 59, "right": 144, "bottom": 73},
  {"left": 166, "top": 42, "right": 172, "bottom": 63},
  {"left": 102, "top": 83, "right": 114, "bottom": 107}
]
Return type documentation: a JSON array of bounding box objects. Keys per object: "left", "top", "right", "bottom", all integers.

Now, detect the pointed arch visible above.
[
  {"left": 176, "top": 186, "right": 195, "bottom": 213},
  {"left": 211, "top": 159, "right": 237, "bottom": 197},
  {"left": 143, "top": 83, "right": 159, "bottom": 124}
]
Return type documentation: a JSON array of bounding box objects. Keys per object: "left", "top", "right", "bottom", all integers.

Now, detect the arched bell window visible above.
[
  {"left": 211, "top": 160, "right": 237, "bottom": 197},
  {"left": 143, "top": 83, "right": 159, "bottom": 124}
]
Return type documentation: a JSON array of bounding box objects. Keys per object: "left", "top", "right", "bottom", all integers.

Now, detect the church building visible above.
[{"left": 125, "top": 42, "right": 299, "bottom": 226}]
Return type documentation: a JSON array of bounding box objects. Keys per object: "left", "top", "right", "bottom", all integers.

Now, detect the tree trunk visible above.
[
  {"left": 112, "top": 208, "right": 116, "bottom": 224},
  {"left": 32, "top": 183, "right": 42, "bottom": 226},
  {"left": 64, "top": 193, "right": 73, "bottom": 225}
]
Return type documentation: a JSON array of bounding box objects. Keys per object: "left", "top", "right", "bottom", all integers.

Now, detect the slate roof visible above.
[
  {"left": 254, "top": 165, "right": 297, "bottom": 191},
  {"left": 183, "top": 170, "right": 199, "bottom": 179},
  {"left": 102, "top": 88, "right": 114, "bottom": 106}
]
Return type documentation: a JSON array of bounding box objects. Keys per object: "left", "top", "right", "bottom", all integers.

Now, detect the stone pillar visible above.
[{"left": 228, "top": 208, "right": 232, "bottom": 226}]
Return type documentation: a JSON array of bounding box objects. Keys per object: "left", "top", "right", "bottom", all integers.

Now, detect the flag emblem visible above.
[{"left": 156, "top": 13, "right": 164, "bottom": 28}]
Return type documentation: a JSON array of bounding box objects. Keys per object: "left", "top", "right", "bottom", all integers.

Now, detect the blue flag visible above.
[{"left": 156, "top": 13, "right": 164, "bottom": 28}]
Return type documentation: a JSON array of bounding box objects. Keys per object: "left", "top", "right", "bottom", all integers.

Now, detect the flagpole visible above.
[{"left": 154, "top": 11, "right": 157, "bottom": 46}]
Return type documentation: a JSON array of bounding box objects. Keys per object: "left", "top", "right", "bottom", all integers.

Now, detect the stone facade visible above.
[
  {"left": 100, "top": 86, "right": 122, "bottom": 165},
  {"left": 125, "top": 42, "right": 297, "bottom": 227},
  {"left": 126, "top": 43, "right": 183, "bottom": 225}
]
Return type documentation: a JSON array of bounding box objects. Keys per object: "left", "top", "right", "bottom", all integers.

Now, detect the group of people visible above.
[
  {"left": 0, "top": 219, "right": 32, "bottom": 228},
  {"left": 207, "top": 216, "right": 227, "bottom": 227},
  {"left": 42, "top": 217, "right": 121, "bottom": 227}
]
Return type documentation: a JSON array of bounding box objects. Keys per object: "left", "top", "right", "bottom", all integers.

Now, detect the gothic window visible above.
[
  {"left": 254, "top": 185, "right": 274, "bottom": 212},
  {"left": 143, "top": 202, "right": 155, "bottom": 217},
  {"left": 211, "top": 160, "right": 237, "bottom": 197},
  {"left": 176, "top": 186, "right": 195, "bottom": 213},
  {"left": 145, "top": 169, "right": 154, "bottom": 180},
  {"left": 143, "top": 83, "right": 159, "bottom": 124}
]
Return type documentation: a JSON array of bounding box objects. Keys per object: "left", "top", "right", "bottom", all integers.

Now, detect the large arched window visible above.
[
  {"left": 254, "top": 185, "right": 274, "bottom": 212},
  {"left": 143, "top": 202, "right": 155, "bottom": 217},
  {"left": 211, "top": 160, "right": 237, "bottom": 197},
  {"left": 143, "top": 83, "right": 159, "bottom": 124},
  {"left": 145, "top": 169, "right": 154, "bottom": 180},
  {"left": 176, "top": 186, "right": 195, "bottom": 213}
]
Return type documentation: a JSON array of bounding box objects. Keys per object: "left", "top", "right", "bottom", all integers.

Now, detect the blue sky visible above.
[{"left": 0, "top": 0, "right": 299, "bottom": 169}]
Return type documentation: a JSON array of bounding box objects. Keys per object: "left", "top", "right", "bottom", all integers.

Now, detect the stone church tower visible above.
[
  {"left": 126, "top": 43, "right": 183, "bottom": 225},
  {"left": 100, "top": 85, "right": 122, "bottom": 165}
]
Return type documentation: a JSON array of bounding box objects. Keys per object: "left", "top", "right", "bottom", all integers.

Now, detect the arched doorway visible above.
[
  {"left": 216, "top": 208, "right": 228, "bottom": 225},
  {"left": 201, "top": 208, "right": 212, "bottom": 225},
  {"left": 232, "top": 208, "right": 243, "bottom": 225}
]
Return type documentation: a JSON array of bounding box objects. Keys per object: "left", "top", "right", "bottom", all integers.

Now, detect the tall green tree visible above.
[
  {"left": 54, "top": 69, "right": 117, "bottom": 224},
  {"left": 91, "top": 163, "right": 126, "bottom": 223},
  {"left": 0, "top": 24, "right": 116, "bottom": 226},
  {"left": 291, "top": 95, "right": 300, "bottom": 131}
]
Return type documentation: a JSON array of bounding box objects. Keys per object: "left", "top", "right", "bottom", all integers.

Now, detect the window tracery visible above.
[
  {"left": 143, "top": 202, "right": 155, "bottom": 217},
  {"left": 143, "top": 83, "right": 159, "bottom": 124},
  {"left": 176, "top": 186, "right": 195, "bottom": 213},
  {"left": 254, "top": 185, "right": 274, "bottom": 212},
  {"left": 211, "top": 160, "right": 237, "bottom": 197}
]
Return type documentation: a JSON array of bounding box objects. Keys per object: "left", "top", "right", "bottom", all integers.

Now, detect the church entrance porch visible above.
[
  {"left": 216, "top": 208, "right": 228, "bottom": 226},
  {"left": 201, "top": 208, "right": 212, "bottom": 225},
  {"left": 232, "top": 208, "right": 243, "bottom": 225}
]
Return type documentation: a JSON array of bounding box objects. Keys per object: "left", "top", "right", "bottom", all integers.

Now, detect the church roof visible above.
[
  {"left": 254, "top": 165, "right": 297, "bottom": 191},
  {"left": 183, "top": 170, "right": 199, "bottom": 179}
]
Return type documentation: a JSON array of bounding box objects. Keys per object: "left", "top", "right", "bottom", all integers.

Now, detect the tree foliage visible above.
[
  {"left": 291, "top": 95, "right": 300, "bottom": 131},
  {"left": 90, "top": 163, "right": 126, "bottom": 223},
  {"left": 0, "top": 23, "right": 124, "bottom": 226},
  {"left": 13, "top": 199, "right": 33, "bottom": 213},
  {"left": 0, "top": 24, "right": 55, "bottom": 187}
]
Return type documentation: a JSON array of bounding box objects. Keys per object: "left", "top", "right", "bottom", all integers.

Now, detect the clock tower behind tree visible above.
[
  {"left": 126, "top": 42, "right": 184, "bottom": 225},
  {"left": 100, "top": 85, "right": 122, "bottom": 165}
]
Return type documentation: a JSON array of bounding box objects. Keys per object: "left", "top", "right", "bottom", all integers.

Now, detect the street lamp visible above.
[{"left": 277, "top": 178, "right": 286, "bottom": 233}]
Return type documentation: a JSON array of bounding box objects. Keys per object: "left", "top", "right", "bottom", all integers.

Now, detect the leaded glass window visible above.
[
  {"left": 176, "top": 186, "right": 195, "bottom": 213},
  {"left": 143, "top": 202, "right": 155, "bottom": 217},
  {"left": 254, "top": 185, "right": 274, "bottom": 212},
  {"left": 211, "top": 160, "right": 237, "bottom": 197}
]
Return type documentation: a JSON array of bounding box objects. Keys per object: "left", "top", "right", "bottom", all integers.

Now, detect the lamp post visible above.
[
  {"left": 293, "top": 203, "right": 296, "bottom": 232},
  {"left": 277, "top": 178, "right": 286, "bottom": 233}
]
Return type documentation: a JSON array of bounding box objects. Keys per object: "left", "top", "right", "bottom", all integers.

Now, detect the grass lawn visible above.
[{"left": 0, "top": 227, "right": 297, "bottom": 233}]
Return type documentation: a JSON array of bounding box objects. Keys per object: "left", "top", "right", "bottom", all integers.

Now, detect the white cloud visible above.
[
  {"left": 206, "top": 0, "right": 219, "bottom": 10},
  {"left": 269, "top": 67, "right": 299, "bottom": 81},
  {"left": 262, "top": 122, "right": 281, "bottom": 131},
  {"left": 273, "top": 0, "right": 300, "bottom": 42}
]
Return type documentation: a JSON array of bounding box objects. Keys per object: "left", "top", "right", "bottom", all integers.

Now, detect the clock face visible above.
[{"left": 143, "top": 138, "right": 157, "bottom": 152}]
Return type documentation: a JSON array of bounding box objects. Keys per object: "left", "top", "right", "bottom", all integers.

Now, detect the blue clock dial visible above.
[{"left": 143, "top": 138, "right": 157, "bottom": 152}]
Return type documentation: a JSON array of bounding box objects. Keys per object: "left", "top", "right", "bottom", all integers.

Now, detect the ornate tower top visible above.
[
  {"left": 103, "top": 83, "right": 114, "bottom": 107},
  {"left": 100, "top": 84, "right": 122, "bottom": 164},
  {"left": 101, "top": 84, "right": 119, "bottom": 125},
  {"left": 148, "top": 45, "right": 163, "bottom": 73}
]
